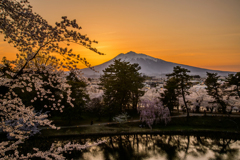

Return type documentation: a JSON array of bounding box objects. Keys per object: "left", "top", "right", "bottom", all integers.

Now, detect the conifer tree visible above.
[
  {"left": 166, "top": 66, "right": 192, "bottom": 115},
  {"left": 99, "top": 59, "right": 145, "bottom": 116},
  {"left": 59, "top": 71, "right": 90, "bottom": 124},
  {"left": 205, "top": 72, "right": 227, "bottom": 113},
  {"left": 227, "top": 72, "right": 240, "bottom": 98},
  {"left": 160, "top": 77, "right": 179, "bottom": 114}
]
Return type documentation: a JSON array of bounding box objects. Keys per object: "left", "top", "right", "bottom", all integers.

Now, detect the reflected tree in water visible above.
[{"left": 17, "top": 134, "right": 240, "bottom": 160}]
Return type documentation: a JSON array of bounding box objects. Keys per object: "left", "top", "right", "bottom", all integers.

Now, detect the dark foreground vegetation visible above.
[{"left": 38, "top": 116, "right": 240, "bottom": 137}]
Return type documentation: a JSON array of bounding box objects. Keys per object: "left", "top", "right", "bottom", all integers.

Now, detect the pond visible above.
[{"left": 19, "top": 133, "right": 240, "bottom": 160}]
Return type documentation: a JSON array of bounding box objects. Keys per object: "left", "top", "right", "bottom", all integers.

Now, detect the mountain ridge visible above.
[{"left": 81, "top": 51, "right": 235, "bottom": 77}]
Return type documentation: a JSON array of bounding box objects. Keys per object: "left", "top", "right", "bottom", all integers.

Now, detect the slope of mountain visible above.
[{"left": 81, "top": 51, "right": 234, "bottom": 77}]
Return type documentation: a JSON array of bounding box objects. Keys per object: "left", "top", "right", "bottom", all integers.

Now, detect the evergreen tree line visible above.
[{"left": 161, "top": 67, "right": 240, "bottom": 115}]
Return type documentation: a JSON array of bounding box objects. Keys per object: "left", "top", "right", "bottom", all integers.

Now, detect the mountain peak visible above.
[
  {"left": 114, "top": 51, "right": 158, "bottom": 62},
  {"left": 81, "top": 51, "right": 234, "bottom": 77},
  {"left": 126, "top": 51, "right": 137, "bottom": 55}
]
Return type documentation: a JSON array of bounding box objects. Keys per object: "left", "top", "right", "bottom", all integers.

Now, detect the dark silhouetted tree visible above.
[
  {"left": 205, "top": 72, "right": 227, "bottom": 113},
  {"left": 166, "top": 66, "right": 192, "bottom": 115},
  {"left": 99, "top": 59, "right": 145, "bottom": 118},
  {"left": 227, "top": 72, "right": 240, "bottom": 98},
  {"left": 59, "top": 72, "right": 90, "bottom": 124},
  {"left": 160, "top": 77, "right": 179, "bottom": 115}
]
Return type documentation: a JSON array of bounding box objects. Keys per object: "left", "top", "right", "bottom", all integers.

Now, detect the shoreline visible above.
[{"left": 37, "top": 130, "right": 240, "bottom": 140}]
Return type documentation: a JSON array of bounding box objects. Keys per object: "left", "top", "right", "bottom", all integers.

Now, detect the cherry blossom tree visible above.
[
  {"left": 138, "top": 98, "right": 171, "bottom": 130},
  {"left": 227, "top": 72, "right": 240, "bottom": 98},
  {"left": 1, "top": 0, "right": 103, "bottom": 73},
  {"left": 224, "top": 96, "right": 240, "bottom": 113},
  {"left": 188, "top": 85, "right": 208, "bottom": 112},
  {"left": 185, "top": 84, "right": 240, "bottom": 113},
  {"left": 57, "top": 71, "right": 90, "bottom": 124},
  {"left": 141, "top": 88, "right": 162, "bottom": 101},
  {"left": 0, "top": 0, "right": 105, "bottom": 158},
  {"left": 86, "top": 96, "right": 106, "bottom": 121},
  {"left": 86, "top": 84, "right": 104, "bottom": 100}
]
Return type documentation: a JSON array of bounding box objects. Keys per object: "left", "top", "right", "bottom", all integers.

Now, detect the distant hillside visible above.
[{"left": 81, "top": 51, "right": 235, "bottom": 78}]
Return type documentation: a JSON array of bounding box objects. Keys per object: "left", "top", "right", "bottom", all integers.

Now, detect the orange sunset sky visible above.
[{"left": 0, "top": 0, "right": 240, "bottom": 71}]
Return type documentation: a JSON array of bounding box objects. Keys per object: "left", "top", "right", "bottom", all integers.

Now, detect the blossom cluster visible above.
[
  {"left": 0, "top": 139, "right": 106, "bottom": 159},
  {"left": 138, "top": 98, "right": 171, "bottom": 129},
  {"left": 183, "top": 85, "right": 240, "bottom": 112},
  {"left": 0, "top": 0, "right": 106, "bottom": 158}
]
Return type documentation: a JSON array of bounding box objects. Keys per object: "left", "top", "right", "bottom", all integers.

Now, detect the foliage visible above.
[
  {"left": 160, "top": 77, "right": 179, "bottom": 114},
  {"left": 141, "top": 88, "right": 161, "bottom": 101},
  {"left": 1, "top": 0, "right": 103, "bottom": 73},
  {"left": 138, "top": 99, "right": 171, "bottom": 129},
  {"left": 0, "top": 0, "right": 105, "bottom": 158},
  {"left": 227, "top": 72, "right": 240, "bottom": 98},
  {"left": 166, "top": 66, "right": 192, "bottom": 114},
  {"left": 86, "top": 84, "right": 104, "bottom": 100},
  {"left": 86, "top": 96, "right": 105, "bottom": 120},
  {"left": 99, "top": 59, "right": 145, "bottom": 115},
  {"left": 0, "top": 57, "right": 14, "bottom": 74},
  {"left": 205, "top": 72, "right": 227, "bottom": 113},
  {"left": 188, "top": 85, "right": 208, "bottom": 112},
  {"left": 113, "top": 112, "right": 130, "bottom": 123},
  {"left": 56, "top": 71, "right": 90, "bottom": 124}
]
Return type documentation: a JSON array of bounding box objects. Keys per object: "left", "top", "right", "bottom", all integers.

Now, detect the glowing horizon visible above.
[{"left": 0, "top": 0, "right": 240, "bottom": 72}]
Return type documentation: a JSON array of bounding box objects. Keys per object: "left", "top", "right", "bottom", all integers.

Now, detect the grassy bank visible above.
[
  {"left": 40, "top": 116, "right": 240, "bottom": 137},
  {"left": 50, "top": 111, "right": 143, "bottom": 126}
]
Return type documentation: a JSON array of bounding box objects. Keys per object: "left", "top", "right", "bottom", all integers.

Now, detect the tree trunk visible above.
[
  {"left": 237, "top": 85, "right": 240, "bottom": 98},
  {"left": 219, "top": 100, "right": 227, "bottom": 114},
  {"left": 183, "top": 135, "right": 190, "bottom": 159},
  {"left": 181, "top": 87, "right": 188, "bottom": 116}
]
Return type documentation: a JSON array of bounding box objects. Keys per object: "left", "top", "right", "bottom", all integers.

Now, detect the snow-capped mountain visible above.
[{"left": 81, "top": 51, "right": 234, "bottom": 77}]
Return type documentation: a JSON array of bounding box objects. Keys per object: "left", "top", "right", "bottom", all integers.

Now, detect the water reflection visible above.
[
  {"left": 21, "top": 134, "right": 240, "bottom": 160},
  {"left": 82, "top": 135, "right": 240, "bottom": 160}
]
